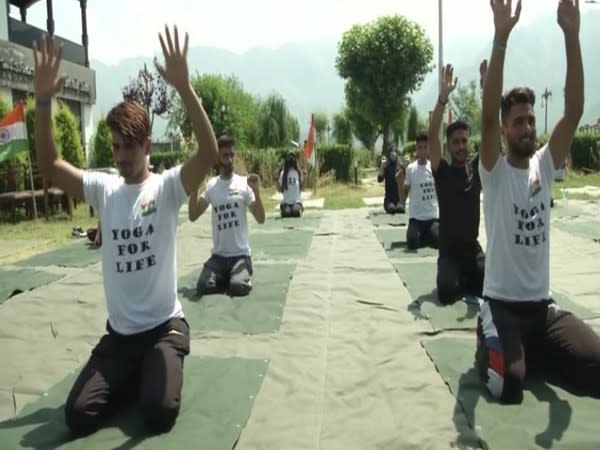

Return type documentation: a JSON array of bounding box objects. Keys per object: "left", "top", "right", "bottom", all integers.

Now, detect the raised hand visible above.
[
  {"left": 491, "top": 0, "right": 522, "bottom": 41},
  {"left": 155, "top": 25, "right": 190, "bottom": 91},
  {"left": 247, "top": 174, "right": 261, "bottom": 192},
  {"left": 479, "top": 59, "right": 488, "bottom": 90},
  {"left": 558, "top": 0, "right": 580, "bottom": 36},
  {"left": 440, "top": 64, "right": 458, "bottom": 103},
  {"left": 32, "top": 37, "right": 64, "bottom": 101}
]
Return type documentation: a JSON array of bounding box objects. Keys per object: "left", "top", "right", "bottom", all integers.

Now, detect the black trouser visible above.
[
  {"left": 476, "top": 298, "right": 600, "bottom": 404},
  {"left": 65, "top": 317, "right": 190, "bottom": 436},
  {"left": 436, "top": 245, "right": 485, "bottom": 304},
  {"left": 280, "top": 202, "right": 303, "bottom": 218},
  {"left": 384, "top": 202, "right": 404, "bottom": 215},
  {"left": 406, "top": 218, "right": 439, "bottom": 250},
  {"left": 197, "top": 254, "right": 254, "bottom": 297}
]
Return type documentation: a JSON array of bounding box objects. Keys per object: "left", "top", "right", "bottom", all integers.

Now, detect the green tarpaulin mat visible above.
[
  {"left": 553, "top": 219, "right": 600, "bottom": 241},
  {"left": 0, "top": 268, "right": 63, "bottom": 303},
  {"left": 393, "top": 262, "right": 600, "bottom": 331},
  {"left": 368, "top": 210, "right": 409, "bottom": 227},
  {"left": 178, "top": 263, "right": 295, "bottom": 334},
  {"left": 15, "top": 243, "right": 101, "bottom": 268},
  {"left": 259, "top": 213, "right": 323, "bottom": 230},
  {"left": 249, "top": 230, "right": 313, "bottom": 260},
  {"left": 550, "top": 201, "right": 591, "bottom": 219},
  {"left": 375, "top": 228, "right": 438, "bottom": 258},
  {"left": 423, "top": 337, "right": 600, "bottom": 450},
  {"left": 0, "top": 356, "right": 267, "bottom": 449}
]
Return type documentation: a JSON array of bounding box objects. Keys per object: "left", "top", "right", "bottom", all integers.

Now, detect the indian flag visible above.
[
  {"left": 0, "top": 102, "right": 28, "bottom": 163},
  {"left": 303, "top": 113, "right": 317, "bottom": 167}
]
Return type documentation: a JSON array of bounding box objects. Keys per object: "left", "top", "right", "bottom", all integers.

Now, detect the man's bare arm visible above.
[
  {"left": 430, "top": 64, "right": 457, "bottom": 172},
  {"left": 248, "top": 174, "right": 265, "bottom": 224},
  {"left": 188, "top": 188, "right": 210, "bottom": 222},
  {"left": 481, "top": 0, "right": 522, "bottom": 172},
  {"left": 549, "top": 0, "right": 583, "bottom": 169},
  {"left": 33, "top": 38, "right": 84, "bottom": 200},
  {"left": 155, "top": 26, "right": 218, "bottom": 195}
]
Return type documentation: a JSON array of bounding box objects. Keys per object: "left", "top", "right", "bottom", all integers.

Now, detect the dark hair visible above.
[
  {"left": 217, "top": 135, "right": 235, "bottom": 150},
  {"left": 282, "top": 153, "right": 302, "bottom": 192},
  {"left": 106, "top": 101, "right": 150, "bottom": 146},
  {"left": 446, "top": 120, "right": 471, "bottom": 141},
  {"left": 415, "top": 131, "right": 428, "bottom": 143},
  {"left": 501, "top": 87, "right": 536, "bottom": 124}
]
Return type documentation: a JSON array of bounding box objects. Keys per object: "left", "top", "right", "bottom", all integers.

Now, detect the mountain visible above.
[{"left": 90, "top": 9, "right": 600, "bottom": 142}]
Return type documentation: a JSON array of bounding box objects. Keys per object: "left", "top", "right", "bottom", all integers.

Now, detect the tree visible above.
[
  {"left": 0, "top": 96, "right": 10, "bottom": 120},
  {"left": 314, "top": 112, "right": 330, "bottom": 144},
  {"left": 406, "top": 106, "right": 419, "bottom": 142},
  {"left": 122, "top": 63, "right": 172, "bottom": 131},
  {"left": 257, "top": 94, "right": 299, "bottom": 148},
  {"left": 91, "top": 118, "right": 113, "bottom": 168},
  {"left": 332, "top": 110, "right": 353, "bottom": 145},
  {"left": 450, "top": 80, "right": 482, "bottom": 136},
  {"left": 336, "top": 15, "right": 434, "bottom": 156},
  {"left": 55, "top": 103, "right": 85, "bottom": 168}
]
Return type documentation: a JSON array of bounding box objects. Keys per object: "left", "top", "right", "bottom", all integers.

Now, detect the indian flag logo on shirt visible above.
[
  {"left": 141, "top": 198, "right": 157, "bottom": 216},
  {"left": 0, "top": 102, "right": 28, "bottom": 163}
]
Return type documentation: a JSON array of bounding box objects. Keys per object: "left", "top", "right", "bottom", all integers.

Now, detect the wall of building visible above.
[{"left": 0, "top": 0, "right": 8, "bottom": 41}]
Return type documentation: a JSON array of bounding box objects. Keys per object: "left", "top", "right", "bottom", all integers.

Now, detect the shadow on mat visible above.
[
  {"left": 451, "top": 367, "right": 573, "bottom": 450},
  {"left": 0, "top": 404, "right": 151, "bottom": 450}
]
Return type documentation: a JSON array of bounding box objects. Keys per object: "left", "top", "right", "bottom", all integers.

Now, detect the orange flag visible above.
[{"left": 303, "top": 114, "right": 316, "bottom": 166}]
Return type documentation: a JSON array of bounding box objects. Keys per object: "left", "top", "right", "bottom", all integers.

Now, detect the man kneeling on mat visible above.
[
  {"left": 377, "top": 145, "right": 405, "bottom": 214},
  {"left": 428, "top": 64, "right": 486, "bottom": 305},
  {"left": 478, "top": 0, "right": 600, "bottom": 404},
  {"left": 399, "top": 132, "right": 440, "bottom": 250},
  {"left": 189, "top": 135, "right": 266, "bottom": 297},
  {"left": 32, "top": 26, "right": 218, "bottom": 435},
  {"left": 278, "top": 152, "right": 304, "bottom": 218}
]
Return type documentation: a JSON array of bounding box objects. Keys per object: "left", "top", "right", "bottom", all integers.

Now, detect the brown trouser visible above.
[
  {"left": 65, "top": 317, "right": 190, "bottom": 436},
  {"left": 476, "top": 298, "right": 600, "bottom": 404}
]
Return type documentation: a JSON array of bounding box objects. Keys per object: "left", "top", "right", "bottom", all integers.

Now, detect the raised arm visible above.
[
  {"left": 549, "top": 0, "right": 583, "bottom": 169},
  {"left": 480, "top": 0, "right": 521, "bottom": 172},
  {"left": 188, "top": 187, "right": 210, "bottom": 222},
  {"left": 155, "top": 26, "right": 218, "bottom": 195},
  {"left": 429, "top": 64, "right": 458, "bottom": 172},
  {"left": 247, "top": 174, "right": 265, "bottom": 224},
  {"left": 33, "top": 38, "right": 84, "bottom": 199}
]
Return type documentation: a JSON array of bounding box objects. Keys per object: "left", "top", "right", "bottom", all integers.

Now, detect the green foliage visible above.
[
  {"left": 122, "top": 63, "right": 171, "bottom": 130},
  {"left": 24, "top": 97, "right": 62, "bottom": 163},
  {"left": 314, "top": 112, "right": 330, "bottom": 143},
  {"left": 332, "top": 110, "right": 353, "bottom": 145},
  {"left": 346, "top": 101, "right": 379, "bottom": 152},
  {"left": 169, "top": 74, "right": 300, "bottom": 150},
  {"left": 320, "top": 144, "right": 353, "bottom": 182},
  {"left": 55, "top": 102, "right": 85, "bottom": 168},
  {"left": 353, "top": 147, "right": 372, "bottom": 168},
  {"left": 402, "top": 141, "right": 416, "bottom": 162},
  {"left": 450, "top": 80, "right": 482, "bottom": 136},
  {"left": 406, "top": 106, "right": 419, "bottom": 142},
  {"left": 336, "top": 15, "right": 434, "bottom": 152},
  {"left": 570, "top": 133, "right": 600, "bottom": 171},
  {"left": 470, "top": 137, "right": 481, "bottom": 154},
  {"left": 0, "top": 96, "right": 10, "bottom": 120},
  {"left": 91, "top": 118, "right": 114, "bottom": 168},
  {"left": 150, "top": 151, "right": 185, "bottom": 171}
]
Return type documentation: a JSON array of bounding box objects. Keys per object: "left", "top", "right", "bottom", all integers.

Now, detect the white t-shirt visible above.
[
  {"left": 404, "top": 160, "right": 439, "bottom": 220},
  {"left": 201, "top": 174, "right": 256, "bottom": 257},
  {"left": 279, "top": 168, "right": 301, "bottom": 205},
  {"left": 479, "top": 144, "right": 555, "bottom": 301},
  {"left": 83, "top": 167, "right": 188, "bottom": 335}
]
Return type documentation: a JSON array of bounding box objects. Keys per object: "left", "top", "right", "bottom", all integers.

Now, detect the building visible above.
[{"left": 0, "top": 0, "right": 96, "bottom": 163}]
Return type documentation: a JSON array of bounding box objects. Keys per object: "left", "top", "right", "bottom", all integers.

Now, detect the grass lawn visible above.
[{"left": 552, "top": 171, "right": 600, "bottom": 201}]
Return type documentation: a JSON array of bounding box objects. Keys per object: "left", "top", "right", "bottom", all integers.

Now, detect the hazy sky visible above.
[{"left": 11, "top": 0, "right": 597, "bottom": 65}]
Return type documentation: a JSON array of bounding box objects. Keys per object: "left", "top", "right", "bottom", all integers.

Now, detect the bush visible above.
[
  {"left": 0, "top": 96, "right": 10, "bottom": 119},
  {"left": 319, "top": 144, "right": 353, "bottom": 182},
  {"left": 570, "top": 133, "right": 600, "bottom": 171},
  {"left": 55, "top": 102, "right": 85, "bottom": 168},
  {"left": 236, "top": 147, "right": 293, "bottom": 188},
  {"left": 91, "top": 118, "right": 113, "bottom": 168},
  {"left": 353, "top": 147, "right": 372, "bottom": 168},
  {"left": 150, "top": 151, "right": 185, "bottom": 170}
]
